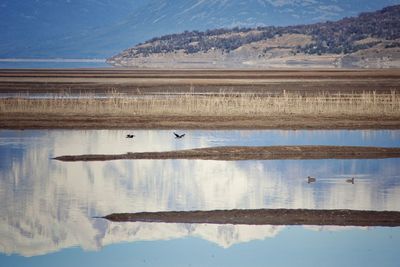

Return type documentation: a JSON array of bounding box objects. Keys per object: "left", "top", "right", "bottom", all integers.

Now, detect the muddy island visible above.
[
  {"left": 53, "top": 145, "right": 400, "bottom": 161},
  {"left": 103, "top": 208, "right": 400, "bottom": 227}
]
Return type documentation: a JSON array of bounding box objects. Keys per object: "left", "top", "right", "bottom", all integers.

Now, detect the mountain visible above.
[
  {"left": 108, "top": 5, "right": 400, "bottom": 68},
  {"left": 1, "top": 0, "right": 400, "bottom": 59},
  {"left": 0, "top": 0, "right": 143, "bottom": 58}
]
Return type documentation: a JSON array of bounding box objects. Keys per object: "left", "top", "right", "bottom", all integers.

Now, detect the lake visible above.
[
  {"left": 0, "top": 129, "right": 399, "bottom": 266},
  {"left": 0, "top": 59, "right": 109, "bottom": 69}
]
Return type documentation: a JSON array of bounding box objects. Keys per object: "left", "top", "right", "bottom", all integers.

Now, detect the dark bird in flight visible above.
[
  {"left": 174, "top": 132, "right": 185, "bottom": 138},
  {"left": 346, "top": 177, "right": 355, "bottom": 184},
  {"left": 126, "top": 134, "right": 135, "bottom": 138}
]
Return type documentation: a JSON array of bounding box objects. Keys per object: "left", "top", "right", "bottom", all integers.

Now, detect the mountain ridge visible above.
[{"left": 108, "top": 5, "right": 400, "bottom": 68}]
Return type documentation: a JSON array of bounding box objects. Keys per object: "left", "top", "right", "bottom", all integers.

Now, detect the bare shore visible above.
[
  {"left": 53, "top": 145, "right": 400, "bottom": 161},
  {"left": 1, "top": 68, "right": 399, "bottom": 94},
  {"left": 103, "top": 208, "right": 400, "bottom": 227},
  {"left": 4, "top": 112, "right": 400, "bottom": 130},
  {"left": 1, "top": 69, "right": 399, "bottom": 130},
  {"left": 2, "top": 114, "right": 400, "bottom": 130}
]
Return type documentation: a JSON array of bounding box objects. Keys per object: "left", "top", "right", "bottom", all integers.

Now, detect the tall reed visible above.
[{"left": 0, "top": 90, "right": 399, "bottom": 116}]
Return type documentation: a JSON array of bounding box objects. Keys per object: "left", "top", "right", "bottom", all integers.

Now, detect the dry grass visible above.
[{"left": 1, "top": 90, "right": 399, "bottom": 117}]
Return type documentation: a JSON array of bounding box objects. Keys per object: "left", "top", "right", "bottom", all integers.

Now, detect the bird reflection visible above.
[{"left": 307, "top": 176, "right": 316, "bottom": 184}]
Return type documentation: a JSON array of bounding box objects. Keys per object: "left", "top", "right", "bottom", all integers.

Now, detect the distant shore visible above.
[
  {"left": 1, "top": 68, "right": 399, "bottom": 94},
  {"left": 1, "top": 69, "right": 399, "bottom": 130}
]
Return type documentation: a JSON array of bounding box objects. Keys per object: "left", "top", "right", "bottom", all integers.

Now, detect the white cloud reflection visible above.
[{"left": 0, "top": 130, "right": 399, "bottom": 256}]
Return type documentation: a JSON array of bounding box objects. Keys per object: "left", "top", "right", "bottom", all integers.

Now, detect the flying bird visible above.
[
  {"left": 174, "top": 132, "right": 185, "bottom": 138},
  {"left": 126, "top": 134, "right": 135, "bottom": 138},
  {"left": 346, "top": 177, "right": 355, "bottom": 184}
]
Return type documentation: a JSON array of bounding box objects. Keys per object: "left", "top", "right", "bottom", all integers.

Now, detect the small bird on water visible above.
[
  {"left": 126, "top": 134, "right": 135, "bottom": 138},
  {"left": 346, "top": 177, "right": 355, "bottom": 184},
  {"left": 307, "top": 176, "right": 316, "bottom": 184},
  {"left": 174, "top": 132, "right": 185, "bottom": 138}
]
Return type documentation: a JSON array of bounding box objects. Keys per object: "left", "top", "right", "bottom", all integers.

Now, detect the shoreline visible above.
[
  {"left": 1, "top": 69, "right": 399, "bottom": 130},
  {"left": 2, "top": 114, "right": 400, "bottom": 130},
  {"left": 1, "top": 68, "right": 399, "bottom": 94}
]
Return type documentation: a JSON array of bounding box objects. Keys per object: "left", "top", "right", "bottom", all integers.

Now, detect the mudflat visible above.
[
  {"left": 53, "top": 145, "right": 400, "bottom": 161},
  {"left": 103, "top": 208, "right": 400, "bottom": 227},
  {"left": 1, "top": 68, "right": 399, "bottom": 94},
  {"left": 1, "top": 69, "right": 399, "bottom": 130},
  {"left": 2, "top": 114, "right": 399, "bottom": 130}
]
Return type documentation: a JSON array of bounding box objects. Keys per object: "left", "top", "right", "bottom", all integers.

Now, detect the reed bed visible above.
[{"left": 1, "top": 90, "right": 399, "bottom": 116}]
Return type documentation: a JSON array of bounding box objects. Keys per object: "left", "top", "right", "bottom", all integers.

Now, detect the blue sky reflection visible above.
[
  {"left": 1, "top": 225, "right": 399, "bottom": 267},
  {"left": 0, "top": 129, "right": 399, "bottom": 261}
]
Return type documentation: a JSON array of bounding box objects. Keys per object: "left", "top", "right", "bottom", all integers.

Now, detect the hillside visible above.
[
  {"left": 2, "top": 0, "right": 400, "bottom": 59},
  {"left": 108, "top": 5, "right": 400, "bottom": 68}
]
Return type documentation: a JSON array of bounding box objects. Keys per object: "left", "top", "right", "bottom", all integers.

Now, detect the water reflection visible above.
[
  {"left": 0, "top": 129, "right": 399, "bottom": 257},
  {"left": 2, "top": 224, "right": 399, "bottom": 267},
  {"left": 99, "top": 221, "right": 282, "bottom": 250},
  {"left": 0, "top": 60, "right": 108, "bottom": 69}
]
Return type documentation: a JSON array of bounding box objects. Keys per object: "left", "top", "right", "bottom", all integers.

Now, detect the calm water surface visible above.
[
  {"left": 0, "top": 129, "right": 399, "bottom": 266},
  {"left": 0, "top": 60, "right": 109, "bottom": 69}
]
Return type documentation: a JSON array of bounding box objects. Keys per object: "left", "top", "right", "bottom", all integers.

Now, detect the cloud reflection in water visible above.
[{"left": 0, "top": 129, "right": 399, "bottom": 256}]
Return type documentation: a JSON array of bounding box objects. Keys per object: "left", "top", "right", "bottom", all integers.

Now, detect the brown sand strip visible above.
[
  {"left": 1, "top": 69, "right": 399, "bottom": 94},
  {"left": 103, "top": 209, "right": 400, "bottom": 227},
  {"left": 53, "top": 145, "right": 400, "bottom": 161},
  {"left": 2, "top": 114, "right": 400, "bottom": 130}
]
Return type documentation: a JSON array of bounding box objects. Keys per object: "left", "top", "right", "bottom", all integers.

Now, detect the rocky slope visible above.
[{"left": 108, "top": 5, "right": 400, "bottom": 68}]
